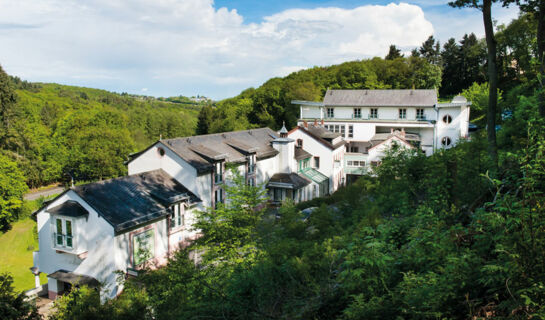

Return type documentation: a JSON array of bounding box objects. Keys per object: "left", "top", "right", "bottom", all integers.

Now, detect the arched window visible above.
[
  {"left": 441, "top": 137, "right": 452, "bottom": 147},
  {"left": 443, "top": 114, "right": 452, "bottom": 124}
]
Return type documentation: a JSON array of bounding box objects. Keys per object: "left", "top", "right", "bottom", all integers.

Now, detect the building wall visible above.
[
  {"left": 436, "top": 107, "right": 463, "bottom": 149},
  {"left": 301, "top": 106, "right": 437, "bottom": 121},
  {"left": 36, "top": 191, "right": 117, "bottom": 299},
  {"left": 287, "top": 129, "right": 344, "bottom": 193}
]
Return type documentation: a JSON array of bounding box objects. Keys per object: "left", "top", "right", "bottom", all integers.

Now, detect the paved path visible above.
[{"left": 24, "top": 186, "right": 65, "bottom": 201}]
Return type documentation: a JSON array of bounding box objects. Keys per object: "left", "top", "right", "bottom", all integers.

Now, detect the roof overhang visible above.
[
  {"left": 48, "top": 270, "right": 100, "bottom": 287},
  {"left": 292, "top": 100, "right": 324, "bottom": 107}
]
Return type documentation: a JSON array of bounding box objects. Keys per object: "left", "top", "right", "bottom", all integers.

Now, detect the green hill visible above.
[{"left": 5, "top": 79, "right": 202, "bottom": 188}]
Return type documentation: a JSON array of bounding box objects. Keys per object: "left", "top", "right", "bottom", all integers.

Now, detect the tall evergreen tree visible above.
[
  {"left": 440, "top": 38, "right": 462, "bottom": 95},
  {"left": 419, "top": 35, "right": 442, "bottom": 65},
  {"left": 385, "top": 45, "right": 403, "bottom": 60},
  {"left": 196, "top": 105, "right": 214, "bottom": 135}
]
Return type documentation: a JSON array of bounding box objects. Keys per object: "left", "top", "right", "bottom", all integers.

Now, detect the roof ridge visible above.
[{"left": 162, "top": 127, "right": 275, "bottom": 142}]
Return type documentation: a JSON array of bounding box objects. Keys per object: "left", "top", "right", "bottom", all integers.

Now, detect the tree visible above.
[
  {"left": 0, "top": 65, "right": 17, "bottom": 149},
  {"left": 419, "top": 35, "right": 441, "bottom": 65},
  {"left": 385, "top": 45, "right": 403, "bottom": 60},
  {"left": 192, "top": 170, "right": 268, "bottom": 264},
  {"left": 449, "top": 0, "right": 499, "bottom": 175},
  {"left": 196, "top": 105, "right": 214, "bottom": 135},
  {"left": 501, "top": 0, "right": 545, "bottom": 116},
  {"left": 0, "top": 154, "right": 28, "bottom": 232},
  {"left": 0, "top": 273, "right": 41, "bottom": 320}
]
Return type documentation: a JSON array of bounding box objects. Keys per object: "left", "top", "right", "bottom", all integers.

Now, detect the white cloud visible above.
[{"left": 0, "top": 1, "right": 435, "bottom": 98}]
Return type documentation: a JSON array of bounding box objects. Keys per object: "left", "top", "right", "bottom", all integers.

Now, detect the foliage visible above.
[
  {"left": 203, "top": 56, "right": 442, "bottom": 134},
  {"left": 0, "top": 273, "right": 40, "bottom": 320},
  {"left": 0, "top": 154, "right": 28, "bottom": 232},
  {"left": 0, "top": 82, "right": 199, "bottom": 188},
  {"left": 461, "top": 82, "right": 503, "bottom": 125}
]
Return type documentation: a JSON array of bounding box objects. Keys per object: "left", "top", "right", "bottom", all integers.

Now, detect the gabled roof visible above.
[
  {"left": 47, "top": 200, "right": 89, "bottom": 218},
  {"left": 267, "top": 173, "right": 311, "bottom": 189},
  {"left": 157, "top": 128, "right": 279, "bottom": 174},
  {"left": 69, "top": 169, "right": 200, "bottom": 234},
  {"left": 368, "top": 134, "right": 414, "bottom": 152},
  {"left": 323, "top": 89, "right": 438, "bottom": 107},
  {"left": 289, "top": 125, "right": 346, "bottom": 150}
]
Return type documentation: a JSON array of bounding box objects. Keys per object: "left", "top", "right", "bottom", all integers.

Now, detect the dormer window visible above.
[
  {"left": 214, "top": 162, "right": 223, "bottom": 184},
  {"left": 54, "top": 218, "right": 73, "bottom": 249}
]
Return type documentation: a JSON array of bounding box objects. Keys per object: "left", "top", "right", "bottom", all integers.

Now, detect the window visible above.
[
  {"left": 416, "top": 108, "right": 425, "bottom": 120},
  {"left": 314, "top": 157, "right": 320, "bottom": 169},
  {"left": 348, "top": 125, "right": 353, "bottom": 138},
  {"left": 133, "top": 229, "right": 154, "bottom": 266},
  {"left": 325, "top": 124, "right": 345, "bottom": 137},
  {"left": 247, "top": 156, "right": 256, "bottom": 174},
  {"left": 273, "top": 188, "right": 282, "bottom": 202},
  {"left": 170, "top": 203, "right": 185, "bottom": 230},
  {"left": 296, "top": 139, "right": 303, "bottom": 147},
  {"left": 214, "top": 162, "right": 223, "bottom": 184},
  {"left": 353, "top": 108, "right": 362, "bottom": 118},
  {"left": 248, "top": 177, "right": 256, "bottom": 187},
  {"left": 349, "top": 146, "right": 359, "bottom": 153},
  {"left": 441, "top": 136, "right": 452, "bottom": 146},
  {"left": 369, "top": 108, "right": 378, "bottom": 119},
  {"left": 326, "top": 108, "right": 334, "bottom": 118},
  {"left": 347, "top": 161, "right": 365, "bottom": 167},
  {"left": 443, "top": 114, "right": 452, "bottom": 124},
  {"left": 298, "top": 158, "right": 309, "bottom": 171},
  {"left": 399, "top": 108, "right": 407, "bottom": 119},
  {"left": 214, "top": 188, "right": 223, "bottom": 208},
  {"left": 371, "top": 161, "right": 381, "bottom": 167},
  {"left": 55, "top": 218, "right": 73, "bottom": 249}
]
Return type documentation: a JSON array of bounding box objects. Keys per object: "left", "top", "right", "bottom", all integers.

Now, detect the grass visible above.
[{"left": 0, "top": 217, "right": 48, "bottom": 292}]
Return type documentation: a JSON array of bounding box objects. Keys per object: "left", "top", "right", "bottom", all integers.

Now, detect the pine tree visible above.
[{"left": 385, "top": 45, "right": 403, "bottom": 60}]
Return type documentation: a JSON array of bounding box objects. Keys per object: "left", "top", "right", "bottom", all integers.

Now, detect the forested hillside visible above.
[{"left": 0, "top": 69, "right": 201, "bottom": 230}]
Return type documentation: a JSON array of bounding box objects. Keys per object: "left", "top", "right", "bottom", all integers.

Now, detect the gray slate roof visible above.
[
  {"left": 47, "top": 200, "right": 89, "bottom": 218},
  {"left": 323, "top": 89, "right": 438, "bottom": 107},
  {"left": 370, "top": 131, "right": 420, "bottom": 144},
  {"left": 267, "top": 173, "right": 311, "bottom": 189},
  {"left": 73, "top": 169, "right": 200, "bottom": 234},
  {"left": 160, "top": 128, "right": 279, "bottom": 174},
  {"left": 298, "top": 125, "right": 346, "bottom": 150},
  {"left": 294, "top": 146, "right": 312, "bottom": 160}
]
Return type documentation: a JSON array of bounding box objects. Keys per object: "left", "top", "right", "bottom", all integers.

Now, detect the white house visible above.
[
  {"left": 287, "top": 123, "right": 346, "bottom": 193},
  {"left": 32, "top": 127, "right": 342, "bottom": 300},
  {"left": 293, "top": 89, "right": 471, "bottom": 179},
  {"left": 32, "top": 170, "right": 202, "bottom": 300}
]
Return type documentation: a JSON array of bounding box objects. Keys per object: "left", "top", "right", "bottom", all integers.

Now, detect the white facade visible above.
[
  {"left": 34, "top": 128, "right": 344, "bottom": 301},
  {"left": 287, "top": 128, "right": 345, "bottom": 193},
  {"left": 294, "top": 90, "right": 471, "bottom": 175}
]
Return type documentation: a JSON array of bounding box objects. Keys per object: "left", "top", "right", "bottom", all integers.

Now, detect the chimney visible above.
[
  {"left": 391, "top": 128, "right": 394, "bottom": 134},
  {"left": 314, "top": 119, "right": 318, "bottom": 126},
  {"left": 321, "top": 119, "right": 324, "bottom": 126},
  {"left": 401, "top": 128, "right": 405, "bottom": 138},
  {"left": 303, "top": 120, "right": 308, "bottom": 129}
]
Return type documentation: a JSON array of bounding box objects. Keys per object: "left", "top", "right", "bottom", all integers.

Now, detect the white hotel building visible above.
[{"left": 293, "top": 89, "right": 471, "bottom": 178}]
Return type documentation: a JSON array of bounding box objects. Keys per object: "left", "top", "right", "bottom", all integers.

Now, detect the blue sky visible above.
[{"left": 0, "top": 1, "right": 519, "bottom": 99}]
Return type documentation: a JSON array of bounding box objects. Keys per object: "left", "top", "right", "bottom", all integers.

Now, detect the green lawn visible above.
[{"left": 0, "top": 218, "right": 47, "bottom": 292}]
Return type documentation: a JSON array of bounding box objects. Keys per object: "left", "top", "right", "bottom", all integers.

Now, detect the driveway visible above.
[{"left": 24, "top": 186, "right": 65, "bottom": 201}]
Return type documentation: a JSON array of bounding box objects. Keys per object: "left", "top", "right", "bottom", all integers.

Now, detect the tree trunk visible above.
[
  {"left": 537, "top": 0, "right": 545, "bottom": 117},
  {"left": 483, "top": 0, "right": 499, "bottom": 175}
]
